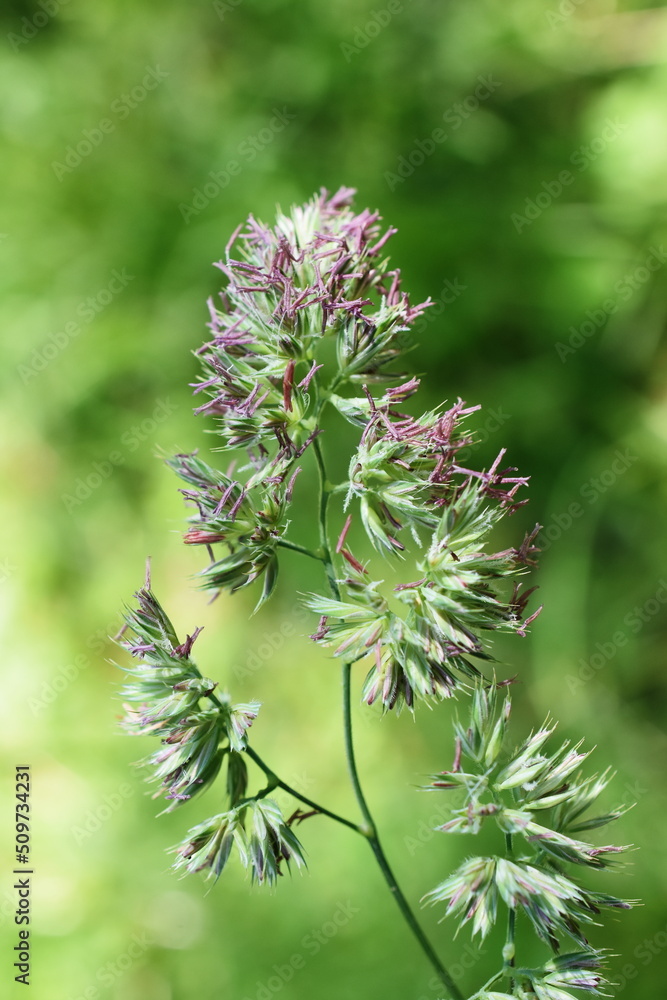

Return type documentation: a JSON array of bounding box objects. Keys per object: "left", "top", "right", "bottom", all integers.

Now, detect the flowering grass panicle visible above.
[{"left": 115, "top": 189, "right": 634, "bottom": 999}]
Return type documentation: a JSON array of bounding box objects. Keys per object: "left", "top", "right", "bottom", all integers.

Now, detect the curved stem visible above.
[
  {"left": 314, "top": 431, "right": 464, "bottom": 1000},
  {"left": 503, "top": 832, "right": 516, "bottom": 987},
  {"left": 245, "top": 745, "right": 365, "bottom": 836},
  {"left": 203, "top": 684, "right": 361, "bottom": 832},
  {"left": 475, "top": 970, "right": 505, "bottom": 996},
  {"left": 277, "top": 538, "right": 325, "bottom": 562},
  {"left": 342, "top": 663, "right": 464, "bottom": 1000},
  {"left": 341, "top": 661, "right": 374, "bottom": 835}
]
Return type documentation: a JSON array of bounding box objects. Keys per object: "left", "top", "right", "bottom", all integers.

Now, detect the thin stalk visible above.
[
  {"left": 343, "top": 662, "right": 464, "bottom": 1000},
  {"left": 245, "top": 745, "right": 365, "bottom": 836},
  {"left": 277, "top": 538, "right": 325, "bottom": 562},
  {"left": 475, "top": 971, "right": 505, "bottom": 996},
  {"left": 203, "top": 682, "right": 362, "bottom": 834},
  {"left": 312, "top": 436, "right": 340, "bottom": 598},
  {"left": 313, "top": 434, "right": 464, "bottom": 1000},
  {"left": 504, "top": 831, "right": 516, "bottom": 988}
]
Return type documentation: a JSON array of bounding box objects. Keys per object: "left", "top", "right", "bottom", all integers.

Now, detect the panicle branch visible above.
[
  {"left": 423, "top": 682, "right": 635, "bottom": 997},
  {"left": 115, "top": 584, "right": 305, "bottom": 883}
]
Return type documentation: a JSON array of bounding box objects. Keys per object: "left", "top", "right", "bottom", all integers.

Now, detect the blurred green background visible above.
[{"left": 1, "top": 0, "right": 666, "bottom": 998}]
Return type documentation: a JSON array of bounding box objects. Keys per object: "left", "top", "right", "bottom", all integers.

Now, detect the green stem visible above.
[
  {"left": 314, "top": 432, "right": 464, "bottom": 1000},
  {"left": 245, "top": 745, "right": 365, "bottom": 836},
  {"left": 312, "top": 436, "right": 340, "bottom": 598},
  {"left": 277, "top": 538, "right": 325, "bottom": 562},
  {"left": 203, "top": 683, "right": 361, "bottom": 832},
  {"left": 341, "top": 661, "right": 374, "bottom": 836},
  {"left": 342, "top": 662, "right": 464, "bottom": 1000},
  {"left": 503, "top": 832, "right": 516, "bottom": 987},
  {"left": 475, "top": 971, "right": 505, "bottom": 996}
]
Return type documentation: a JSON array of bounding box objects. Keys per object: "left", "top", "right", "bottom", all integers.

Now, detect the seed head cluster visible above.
[
  {"left": 114, "top": 190, "right": 634, "bottom": 996},
  {"left": 116, "top": 569, "right": 305, "bottom": 883},
  {"left": 423, "top": 684, "right": 633, "bottom": 997}
]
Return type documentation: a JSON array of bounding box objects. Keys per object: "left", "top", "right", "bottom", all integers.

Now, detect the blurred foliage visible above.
[{"left": 1, "top": 1, "right": 666, "bottom": 998}]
